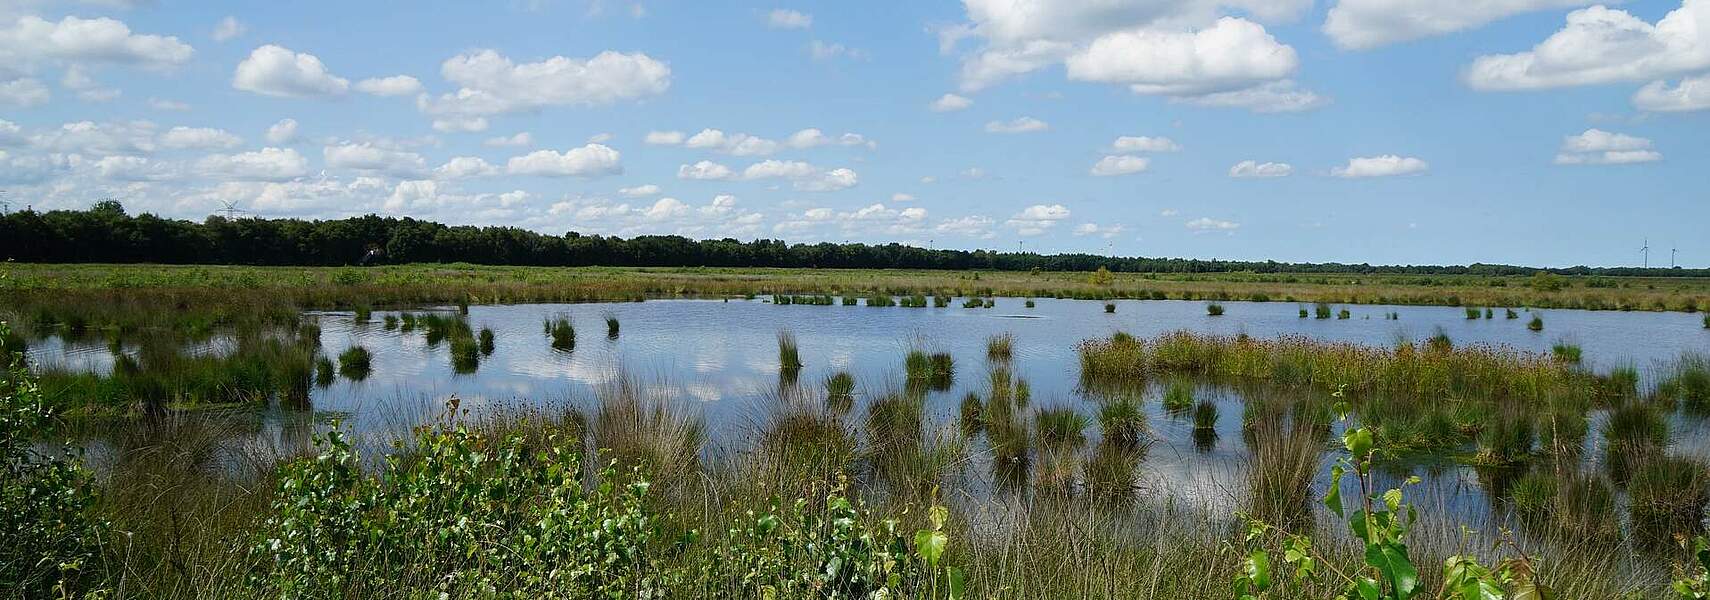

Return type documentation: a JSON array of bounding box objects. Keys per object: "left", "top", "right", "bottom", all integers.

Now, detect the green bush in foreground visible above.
[
  {"left": 2, "top": 322, "right": 110, "bottom": 598},
  {"left": 250, "top": 417, "right": 963, "bottom": 598}
]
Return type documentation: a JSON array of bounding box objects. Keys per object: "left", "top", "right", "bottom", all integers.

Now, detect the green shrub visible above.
[
  {"left": 1528, "top": 315, "right": 1544, "bottom": 331},
  {"left": 250, "top": 424, "right": 674, "bottom": 597},
  {"left": 1, "top": 323, "right": 110, "bottom": 598},
  {"left": 1206, "top": 303, "right": 1225, "bottom": 316}
]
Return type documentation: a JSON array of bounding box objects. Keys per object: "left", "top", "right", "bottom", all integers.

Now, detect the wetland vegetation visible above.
[{"left": 6, "top": 263, "right": 1710, "bottom": 598}]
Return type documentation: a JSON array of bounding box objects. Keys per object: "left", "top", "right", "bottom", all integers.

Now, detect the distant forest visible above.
[{"left": 1, "top": 202, "right": 1703, "bottom": 277}]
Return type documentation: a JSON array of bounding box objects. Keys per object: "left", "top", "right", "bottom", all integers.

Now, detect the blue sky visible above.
[{"left": 1, "top": 0, "right": 1706, "bottom": 267}]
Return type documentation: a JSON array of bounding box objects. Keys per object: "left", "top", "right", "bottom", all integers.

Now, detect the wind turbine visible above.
[
  {"left": 1672, "top": 246, "right": 1679, "bottom": 268},
  {"left": 1641, "top": 239, "right": 1650, "bottom": 268}
]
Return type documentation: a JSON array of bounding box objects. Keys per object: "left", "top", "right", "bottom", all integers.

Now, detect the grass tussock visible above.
[{"left": 1078, "top": 331, "right": 1605, "bottom": 406}]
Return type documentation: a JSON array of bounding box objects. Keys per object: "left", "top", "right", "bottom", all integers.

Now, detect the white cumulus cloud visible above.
[
  {"left": 160, "top": 126, "right": 242, "bottom": 150},
  {"left": 1554, "top": 128, "right": 1662, "bottom": 165},
  {"left": 1464, "top": 2, "right": 1710, "bottom": 91},
  {"left": 420, "top": 49, "right": 670, "bottom": 117},
  {"left": 930, "top": 93, "right": 973, "bottom": 111},
  {"left": 506, "top": 144, "right": 623, "bottom": 177},
  {"left": 265, "top": 118, "right": 298, "bottom": 144},
  {"left": 197, "top": 147, "right": 308, "bottom": 181},
  {"left": 355, "top": 75, "right": 423, "bottom": 96},
  {"left": 1229, "top": 160, "right": 1292, "bottom": 178},
  {"left": 985, "top": 116, "right": 1049, "bottom": 133},
  {"left": 1090, "top": 155, "right": 1149, "bottom": 176},
  {"left": 1332, "top": 155, "right": 1429, "bottom": 178},
  {"left": 1110, "top": 135, "right": 1179, "bottom": 152},
  {"left": 1633, "top": 74, "right": 1710, "bottom": 112},
  {"left": 233, "top": 45, "right": 350, "bottom": 97},
  {"left": 1324, "top": 0, "right": 1594, "bottom": 50}
]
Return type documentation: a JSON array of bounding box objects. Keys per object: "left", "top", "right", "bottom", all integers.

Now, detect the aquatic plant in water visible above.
[
  {"left": 1206, "top": 303, "right": 1225, "bottom": 316},
  {"left": 338, "top": 345, "right": 371, "bottom": 380},
  {"left": 546, "top": 316, "right": 575, "bottom": 351}
]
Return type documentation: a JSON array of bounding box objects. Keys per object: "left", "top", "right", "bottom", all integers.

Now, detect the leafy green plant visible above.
[
  {"left": 1, "top": 322, "right": 111, "bottom": 598},
  {"left": 1208, "top": 303, "right": 1226, "bottom": 316},
  {"left": 250, "top": 418, "right": 675, "bottom": 598},
  {"left": 1528, "top": 315, "right": 1544, "bottom": 332}
]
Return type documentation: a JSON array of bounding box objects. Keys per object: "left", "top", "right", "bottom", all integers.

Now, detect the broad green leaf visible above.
[
  {"left": 914, "top": 529, "right": 947, "bottom": 567},
  {"left": 1365, "top": 542, "right": 1419, "bottom": 600},
  {"left": 1243, "top": 549, "right": 1272, "bottom": 592},
  {"left": 1324, "top": 464, "right": 1346, "bottom": 518},
  {"left": 1343, "top": 427, "right": 1373, "bottom": 458}
]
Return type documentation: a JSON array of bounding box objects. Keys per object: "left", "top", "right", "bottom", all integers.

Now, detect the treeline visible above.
[{"left": 1, "top": 202, "right": 1704, "bottom": 277}]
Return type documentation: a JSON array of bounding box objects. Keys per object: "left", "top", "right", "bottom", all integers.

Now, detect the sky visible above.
[{"left": 1, "top": 0, "right": 1707, "bottom": 268}]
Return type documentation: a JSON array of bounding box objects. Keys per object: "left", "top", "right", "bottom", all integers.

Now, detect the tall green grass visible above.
[
  {"left": 338, "top": 345, "right": 371, "bottom": 380},
  {"left": 777, "top": 330, "right": 803, "bottom": 371},
  {"left": 545, "top": 316, "right": 575, "bottom": 351}
]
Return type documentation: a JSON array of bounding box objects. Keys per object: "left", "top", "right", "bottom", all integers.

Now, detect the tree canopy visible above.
[{"left": 1, "top": 203, "right": 1701, "bottom": 277}]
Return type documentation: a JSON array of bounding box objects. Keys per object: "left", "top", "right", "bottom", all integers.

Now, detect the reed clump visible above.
[
  {"left": 604, "top": 312, "right": 620, "bottom": 338},
  {"left": 986, "top": 333, "right": 1014, "bottom": 362},
  {"left": 338, "top": 345, "right": 372, "bottom": 380},
  {"left": 1077, "top": 331, "right": 1600, "bottom": 404},
  {"left": 1627, "top": 454, "right": 1710, "bottom": 544},
  {"left": 1206, "top": 303, "right": 1224, "bottom": 316},
  {"left": 777, "top": 330, "right": 803, "bottom": 371},
  {"left": 545, "top": 316, "right": 575, "bottom": 351}
]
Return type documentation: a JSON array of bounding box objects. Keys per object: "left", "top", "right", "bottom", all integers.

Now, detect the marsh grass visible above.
[
  {"left": 1512, "top": 469, "right": 1619, "bottom": 541},
  {"left": 1104, "top": 302, "right": 1116, "bottom": 314},
  {"left": 1426, "top": 327, "right": 1454, "bottom": 352},
  {"left": 1628, "top": 454, "right": 1710, "bottom": 545},
  {"left": 478, "top": 327, "right": 495, "bottom": 355},
  {"left": 1206, "top": 303, "right": 1224, "bottom": 316},
  {"left": 868, "top": 294, "right": 897, "bottom": 307},
  {"left": 1035, "top": 407, "right": 1090, "bottom": 452},
  {"left": 1659, "top": 353, "right": 1710, "bottom": 411},
  {"left": 1466, "top": 307, "right": 1482, "bottom": 319},
  {"left": 591, "top": 376, "right": 706, "bottom": 493},
  {"left": 777, "top": 330, "right": 803, "bottom": 372},
  {"left": 1551, "top": 342, "right": 1582, "bottom": 363},
  {"left": 1601, "top": 401, "right": 1669, "bottom": 483},
  {"left": 1529, "top": 314, "right": 1545, "bottom": 331},
  {"left": 1163, "top": 379, "right": 1194, "bottom": 413},
  {"left": 824, "top": 371, "right": 855, "bottom": 412},
  {"left": 1298, "top": 307, "right": 1308, "bottom": 318},
  {"left": 338, "top": 345, "right": 372, "bottom": 380},
  {"left": 604, "top": 312, "right": 620, "bottom": 339},
  {"left": 545, "top": 315, "right": 575, "bottom": 351},
  {"left": 986, "top": 332, "right": 1014, "bottom": 362},
  {"left": 1096, "top": 396, "right": 1146, "bottom": 446},
  {"left": 1024, "top": 299, "right": 1035, "bottom": 308},
  {"left": 1314, "top": 303, "right": 1333, "bottom": 319},
  {"left": 1337, "top": 308, "right": 1351, "bottom": 320},
  {"left": 1078, "top": 331, "right": 1603, "bottom": 409},
  {"left": 313, "top": 356, "right": 334, "bottom": 387},
  {"left": 1507, "top": 308, "right": 1520, "bottom": 319}
]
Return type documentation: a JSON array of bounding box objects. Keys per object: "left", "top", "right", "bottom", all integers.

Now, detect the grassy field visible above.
[{"left": 4, "top": 262, "right": 1708, "bottom": 327}]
